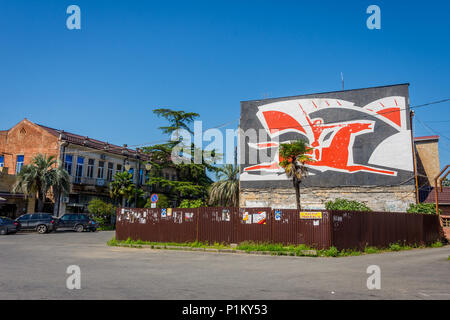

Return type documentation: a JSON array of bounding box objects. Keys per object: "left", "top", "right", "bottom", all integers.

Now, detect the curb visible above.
[{"left": 111, "top": 243, "right": 318, "bottom": 257}]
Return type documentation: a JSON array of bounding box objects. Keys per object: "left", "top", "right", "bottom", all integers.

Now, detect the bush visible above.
[
  {"left": 407, "top": 203, "right": 440, "bottom": 214},
  {"left": 325, "top": 198, "right": 372, "bottom": 211},
  {"left": 179, "top": 199, "right": 206, "bottom": 208},
  {"left": 88, "top": 198, "right": 116, "bottom": 226}
]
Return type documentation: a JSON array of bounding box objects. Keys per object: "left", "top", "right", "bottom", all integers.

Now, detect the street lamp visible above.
[
  {"left": 145, "top": 162, "right": 152, "bottom": 171},
  {"left": 124, "top": 160, "right": 131, "bottom": 172}
]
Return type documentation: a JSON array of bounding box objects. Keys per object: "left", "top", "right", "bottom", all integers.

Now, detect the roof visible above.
[
  {"left": 414, "top": 135, "right": 440, "bottom": 142},
  {"left": 37, "top": 124, "right": 151, "bottom": 161},
  {"left": 422, "top": 187, "right": 450, "bottom": 204}
]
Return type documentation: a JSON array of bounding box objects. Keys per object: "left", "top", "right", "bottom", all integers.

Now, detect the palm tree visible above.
[
  {"left": 109, "top": 171, "right": 137, "bottom": 206},
  {"left": 279, "top": 140, "right": 313, "bottom": 210},
  {"left": 13, "top": 154, "right": 70, "bottom": 212},
  {"left": 208, "top": 164, "right": 239, "bottom": 207}
]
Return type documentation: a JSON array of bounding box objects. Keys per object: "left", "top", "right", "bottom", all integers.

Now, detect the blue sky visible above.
[{"left": 0, "top": 0, "right": 449, "bottom": 168}]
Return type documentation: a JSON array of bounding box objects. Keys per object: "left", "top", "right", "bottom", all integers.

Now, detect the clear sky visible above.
[{"left": 1, "top": 0, "right": 449, "bottom": 168}]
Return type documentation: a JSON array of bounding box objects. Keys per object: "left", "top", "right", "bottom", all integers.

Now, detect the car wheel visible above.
[
  {"left": 75, "top": 224, "right": 84, "bottom": 232},
  {"left": 36, "top": 224, "right": 48, "bottom": 234},
  {"left": 0, "top": 227, "right": 7, "bottom": 235}
]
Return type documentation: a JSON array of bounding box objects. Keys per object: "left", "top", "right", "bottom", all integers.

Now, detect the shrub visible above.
[
  {"left": 88, "top": 198, "right": 116, "bottom": 226},
  {"left": 325, "top": 198, "right": 371, "bottom": 211},
  {"left": 179, "top": 199, "right": 206, "bottom": 208},
  {"left": 407, "top": 203, "right": 440, "bottom": 214}
]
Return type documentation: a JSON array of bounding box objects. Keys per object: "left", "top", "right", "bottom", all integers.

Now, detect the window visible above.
[
  {"left": 0, "top": 155, "right": 4, "bottom": 168},
  {"left": 139, "top": 169, "right": 144, "bottom": 185},
  {"left": 116, "top": 164, "right": 122, "bottom": 174},
  {"left": 97, "top": 161, "right": 105, "bottom": 178},
  {"left": 64, "top": 155, "right": 73, "bottom": 175},
  {"left": 443, "top": 218, "right": 450, "bottom": 228},
  {"left": 76, "top": 156, "right": 84, "bottom": 179},
  {"left": 87, "top": 159, "right": 95, "bottom": 178},
  {"left": 15, "top": 155, "right": 24, "bottom": 174},
  {"left": 107, "top": 162, "right": 113, "bottom": 181},
  {"left": 18, "top": 214, "right": 31, "bottom": 222}
]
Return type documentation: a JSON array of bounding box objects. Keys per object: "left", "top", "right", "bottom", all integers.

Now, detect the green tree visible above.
[
  {"left": 13, "top": 154, "right": 70, "bottom": 212},
  {"left": 109, "top": 171, "right": 136, "bottom": 206},
  {"left": 87, "top": 198, "right": 116, "bottom": 226},
  {"left": 153, "top": 108, "right": 199, "bottom": 136},
  {"left": 208, "top": 164, "right": 239, "bottom": 207},
  {"left": 279, "top": 140, "right": 313, "bottom": 210},
  {"left": 179, "top": 199, "right": 206, "bottom": 208},
  {"left": 442, "top": 178, "right": 450, "bottom": 187},
  {"left": 325, "top": 198, "right": 372, "bottom": 211},
  {"left": 143, "top": 108, "right": 217, "bottom": 205}
]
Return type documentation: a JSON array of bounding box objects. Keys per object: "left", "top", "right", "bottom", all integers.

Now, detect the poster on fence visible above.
[
  {"left": 274, "top": 210, "right": 281, "bottom": 221},
  {"left": 161, "top": 208, "right": 167, "bottom": 218},
  {"left": 243, "top": 212, "right": 252, "bottom": 224},
  {"left": 299, "top": 212, "right": 322, "bottom": 220},
  {"left": 185, "top": 212, "right": 194, "bottom": 222},
  {"left": 253, "top": 211, "right": 267, "bottom": 224},
  {"left": 222, "top": 209, "right": 231, "bottom": 222}
]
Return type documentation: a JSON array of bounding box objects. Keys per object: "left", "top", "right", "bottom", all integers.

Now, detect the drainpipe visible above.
[
  {"left": 57, "top": 134, "right": 68, "bottom": 217},
  {"left": 409, "top": 110, "right": 420, "bottom": 204}
]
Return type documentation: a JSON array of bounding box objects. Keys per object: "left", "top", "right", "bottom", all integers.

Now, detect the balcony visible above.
[{"left": 70, "top": 176, "right": 110, "bottom": 188}]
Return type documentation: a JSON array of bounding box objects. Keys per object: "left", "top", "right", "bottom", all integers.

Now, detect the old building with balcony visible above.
[{"left": 0, "top": 119, "right": 176, "bottom": 217}]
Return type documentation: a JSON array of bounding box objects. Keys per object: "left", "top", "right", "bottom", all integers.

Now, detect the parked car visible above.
[
  {"left": 15, "top": 213, "right": 57, "bottom": 234},
  {"left": 0, "top": 216, "right": 20, "bottom": 235},
  {"left": 56, "top": 214, "right": 98, "bottom": 232}
]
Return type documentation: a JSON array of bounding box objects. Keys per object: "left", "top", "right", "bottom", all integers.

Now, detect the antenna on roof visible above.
[{"left": 341, "top": 72, "right": 345, "bottom": 90}]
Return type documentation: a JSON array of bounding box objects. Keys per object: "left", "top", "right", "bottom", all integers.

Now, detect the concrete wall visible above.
[{"left": 240, "top": 185, "right": 416, "bottom": 212}]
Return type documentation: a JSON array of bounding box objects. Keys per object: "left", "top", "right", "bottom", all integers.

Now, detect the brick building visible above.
[{"left": 0, "top": 119, "right": 176, "bottom": 217}]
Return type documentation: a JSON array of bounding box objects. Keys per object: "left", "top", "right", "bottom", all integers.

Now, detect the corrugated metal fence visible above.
[{"left": 115, "top": 207, "right": 441, "bottom": 250}]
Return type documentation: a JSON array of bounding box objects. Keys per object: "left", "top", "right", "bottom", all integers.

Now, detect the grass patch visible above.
[
  {"left": 106, "top": 237, "right": 446, "bottom": 257},
  {"left": 430, "top": 241, "right": 443, "bottom": 248}
]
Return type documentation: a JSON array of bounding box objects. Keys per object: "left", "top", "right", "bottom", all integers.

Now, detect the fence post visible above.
[
  {"left": 270, "top": 208, "right": 274, "bottom": 243},
  {"left": 195, "top": 208, "right": 199, "bottom": 242}
]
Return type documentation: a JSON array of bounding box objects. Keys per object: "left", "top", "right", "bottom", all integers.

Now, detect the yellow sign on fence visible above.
[{"left": 300, "top": 212, "right": 322, "bottom": 220}]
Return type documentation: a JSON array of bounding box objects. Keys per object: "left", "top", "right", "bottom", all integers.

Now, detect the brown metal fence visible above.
[{"left": 115, "top": 207, "right": 442, "bottom": 250}]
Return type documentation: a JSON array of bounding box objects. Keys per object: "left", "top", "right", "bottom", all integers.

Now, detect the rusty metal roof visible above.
[{"left": 422, "top": 187, "right": 450, "bottom": 204}]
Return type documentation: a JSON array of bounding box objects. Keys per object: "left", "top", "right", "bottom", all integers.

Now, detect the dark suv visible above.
[
  {"left": 15, "top": 213, "right": 57, "bottom": 234},
  {"left": 56, "top": 214, "right": 98, "bottom": 232}
]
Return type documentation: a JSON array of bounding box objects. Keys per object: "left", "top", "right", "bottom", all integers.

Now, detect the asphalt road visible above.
[{"left": 0, "top": 230, "right": 449, "bottom": 300}]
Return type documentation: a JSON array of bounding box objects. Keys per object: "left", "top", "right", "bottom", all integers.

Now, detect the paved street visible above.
[{"left": 0, "top": 231, "right": 449, "bottom": 300}]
